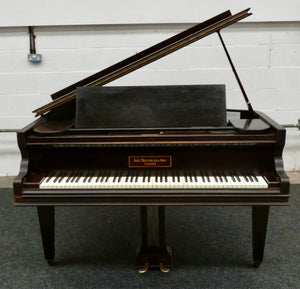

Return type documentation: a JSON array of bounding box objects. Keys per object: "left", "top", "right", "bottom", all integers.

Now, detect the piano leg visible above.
[
  {"left": 137, "top": 206, "right": 172, "bottom": 273},
  {"left": 252, "top": 205, "right": 270, "bottom": 268},
  {"left": 37, "top": 206, "right": 55, "bottom": 265},
  {"left": 140, "top": 206, "right": 148, "bottom": 248}
]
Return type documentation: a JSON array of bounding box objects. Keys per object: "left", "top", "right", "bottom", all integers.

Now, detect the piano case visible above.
[{"left": 75, "top": 85, "right": 227, "bottom": 129}]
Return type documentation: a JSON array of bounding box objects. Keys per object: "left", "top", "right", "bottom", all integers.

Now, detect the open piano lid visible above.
[{"left": 32, "top": 8, "right": 252, "bottom": 117}]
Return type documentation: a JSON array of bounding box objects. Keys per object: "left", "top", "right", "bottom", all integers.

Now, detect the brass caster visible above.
[
  {"left": 159, "top": 262, "right": 170, "bottom": 273},
  {"left": 138, "top": 262, "right": 149, "bottom": 274}
]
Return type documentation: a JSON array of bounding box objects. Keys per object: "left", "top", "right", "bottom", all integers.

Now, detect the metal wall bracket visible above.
[{"left": 28, "top": 26, "right": 42, "bottom": 63}]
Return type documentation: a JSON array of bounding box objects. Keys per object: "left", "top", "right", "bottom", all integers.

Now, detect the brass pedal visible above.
[
  {"left": 138, "top": 262, "right": 149, "bottom": 274},
  {"left": 159, "top": 262, "right": 170, "bottom": 273}
]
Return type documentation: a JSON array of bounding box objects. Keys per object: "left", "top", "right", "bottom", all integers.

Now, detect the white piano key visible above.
[
  {"left": 58, "top": 176, "right": 69, "bottom": 189},
  {"left": 45, "top": 176, "right": 57, "bottom": 189},
  {"left": 39, "top": 177, "right": 49, "bottom": 189},
  {"left": 39, "top": 171, "right": 269, "bottom": 190},
  {"left": 257, "top": 176, "right": 268, "bottom": 188},
  {"left": 207, "top": 177, "right": 216, "bottom": 188}
]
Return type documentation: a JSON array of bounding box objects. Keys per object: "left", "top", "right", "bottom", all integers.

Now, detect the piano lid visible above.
[{"left": 33, "top": 8, "right": 252, "bottom": 116}]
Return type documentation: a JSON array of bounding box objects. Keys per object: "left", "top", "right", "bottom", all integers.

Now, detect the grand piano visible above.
[{"left": 13, "top": 8, "right": 290, "bottom": 273}]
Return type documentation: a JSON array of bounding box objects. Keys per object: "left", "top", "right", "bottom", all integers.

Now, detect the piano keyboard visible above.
[{"left": 39, "top": 170, "right": 268, "bottom": 190}]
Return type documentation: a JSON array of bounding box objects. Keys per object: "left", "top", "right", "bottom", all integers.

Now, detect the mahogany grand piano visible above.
[{"left": 13, "top": 8, "right": 290, "bottom": 273}]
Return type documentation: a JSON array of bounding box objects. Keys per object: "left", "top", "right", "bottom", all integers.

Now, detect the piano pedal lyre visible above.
[{"left": 137, "top": 207, "right": 172, "bottom": 273}]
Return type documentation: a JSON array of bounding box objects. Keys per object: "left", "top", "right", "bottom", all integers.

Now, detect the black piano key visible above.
[
  {"left": 113, "top": 171, "right": 119, "bottom": 182},
  {"left": 125, "top": 170, "right": 131, "bottom": 182},
  {"left": 66, "top": 173, "right": 73, "bottom": 183},
  {"left": 58, "top": 172, "right": 65, "bottom": 183},
  {"left": 157, "top": 171, "right": 160, "bottom": 182},
  {"left": 189, "top": 172, "right": 193, "bottom": 183},
  {"left": 205, "top": 172, "right": 210, "bottom": 182},
  {"left": 83, "top": 172, "right": 89, "bottom": 183},
  {"left": 147, "top": 170, "right": 151, "bottom": 182},
  {"left": 117, "top": 171, "right": 123, "bottom": 182},
  {"left": 135, "top": 170, "right": 139, "bottom": 182},
  {"left": 184, "top": 171, "right": 189, "bottom": 182},
  {"left": 45, "top": 171, "right": 55, "bottom": 183},
  {"left": 130, "top": 170, "right": 135, "bottom": 182},
  {"left": 193, "top": 171, "right": 197, "bottom": 182},
  {"left": 128, "top": 171, "right": 133, "bottom": 182},
  {"left": 53, "top": 172, "right": 62, "bottom": 183},
  {"left": 70, "top": 172, "right": 78, "bottom": 183},
  {"left": 172, "top": 171, "right": 176, "bottom": 182},
  {"left": 244, "top": 175, "right": 249, "bottom": 182},
  {"left": 164, "top": 171, "right": 169, "bottom": 183},
  {"left": 214, "top": 173, "right": 218, "bottom": 182},
  {"left": 248, "top": 174, "right": 254, "bottom": 182},
  {"left": 117, "top": 170, "right": 123, "bottom": 182},
  {"left": 104, "top": 171, "right": 111, "bottom": 182},
  {"left": 229, "top": 171, "right": 236, "bottom": 182},
  {"left": 160, "top": 171, "right": 164, "bottom": 182},
  {"left": 87, "top": 172, "right": 93, "bottom": 183},
  {"left": 247, "top": 171, "right": 256, "bottom": 182},
  {"left": 74, "top": 174, "right": 81, "bottom": 183},
  {"left": 176, "top": 171, "right": 180, "bottom": 182},
  {"left": 75, "top": 171, "right": 84, "bottom": 183},
  {"left": 253, "top": 174, "right": 259, "bottom": 182},
  {"left": 199, "top": 172, "right": 204, "bottom": 182},
  {"left": 96, "top": 171, "right": 102, "bottom": 182},
  {"left": 164, "top": 171, "right": 168, "bottom": 182}
]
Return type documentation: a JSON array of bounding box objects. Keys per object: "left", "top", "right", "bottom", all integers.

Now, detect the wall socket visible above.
[{"left": 28, "top": 53, "right": 42, "bottom": 63}]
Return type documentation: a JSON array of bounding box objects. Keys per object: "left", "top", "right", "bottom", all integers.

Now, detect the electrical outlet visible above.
[{"left": 28, "top": 53, "right": 42, "bottom": 63}]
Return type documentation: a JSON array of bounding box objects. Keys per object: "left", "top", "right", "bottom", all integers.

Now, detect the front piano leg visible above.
[
  {"left": 37, "top": 206, "right": 55, "bottom": 265},
  {"left": 252, "top": 205, "right": 270, "bottom": 268}
]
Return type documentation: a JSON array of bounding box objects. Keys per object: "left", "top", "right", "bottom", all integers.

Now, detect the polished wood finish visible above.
[
  {"left": 252, "top": 205, "right": 270, "bottom": 268},
  {"left": 14, "top": 106, "right": 289, "bottom": 267},
  {"left": 14, "top": 109, "right": 289, "bottom": 205},
  {"left": 13, "top": 8, "right": 290, "bottom": 268},
  {"left": 37, "top": 206, "right": 55, "bottom": 265}
]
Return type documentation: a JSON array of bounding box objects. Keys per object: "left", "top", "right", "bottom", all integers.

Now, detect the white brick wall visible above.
[{"left": 0, "top": 22, "right": 299, "bottom": 175}]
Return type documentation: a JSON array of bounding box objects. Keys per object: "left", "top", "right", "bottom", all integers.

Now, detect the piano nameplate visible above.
[{"left": 128, "top": 156, "right": 172, "bottom": 168}]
